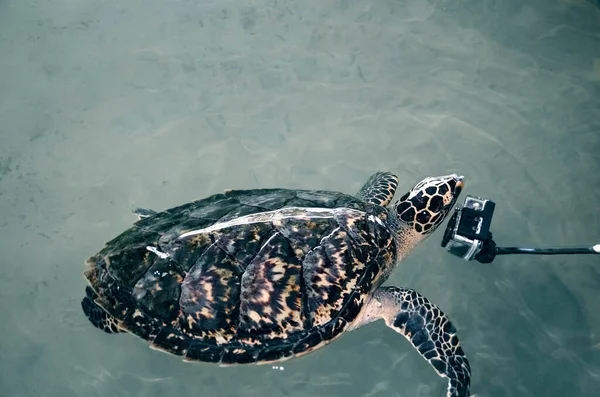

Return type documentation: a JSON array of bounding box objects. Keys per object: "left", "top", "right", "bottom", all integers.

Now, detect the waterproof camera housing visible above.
[{"left": 441, "top": 195, "right": 496, "bottom": 261}]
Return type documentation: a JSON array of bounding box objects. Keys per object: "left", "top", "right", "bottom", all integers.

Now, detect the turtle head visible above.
[{"left": 391, "top": 174, "right": 464, "bottom": 253}]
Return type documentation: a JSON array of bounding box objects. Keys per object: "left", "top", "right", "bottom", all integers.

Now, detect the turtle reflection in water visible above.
[{"left": 81, "top": 172, "right": 472, "bottom": 397}]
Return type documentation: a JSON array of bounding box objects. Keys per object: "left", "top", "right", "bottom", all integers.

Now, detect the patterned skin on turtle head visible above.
[
  {"left": 388, "top": 174, "right": 463, "bottom": 260},
  {"left": 393, "top": 174, "right": 463, "bottom": 235}
]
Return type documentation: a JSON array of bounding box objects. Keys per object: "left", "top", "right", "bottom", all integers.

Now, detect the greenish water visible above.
[{"left": 1, "top": 0, "right": 599, "bottom": 396}]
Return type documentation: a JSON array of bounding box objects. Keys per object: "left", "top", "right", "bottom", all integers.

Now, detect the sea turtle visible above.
[{"left": 81, "top": 172, "right": 471, "bottom": 397}]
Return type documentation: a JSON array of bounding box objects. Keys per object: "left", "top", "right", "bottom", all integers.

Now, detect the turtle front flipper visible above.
[
  {"left": 355, "top": 171, "right": 399, "bottom": 207},
  {"left": 81, "top": 287, "right": 124, "bottom": 334},
  {"left": 359, "top": 286, "right": 472, "bottom": 397}
]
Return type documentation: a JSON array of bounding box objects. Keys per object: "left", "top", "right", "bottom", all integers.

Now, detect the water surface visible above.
[{"left": 1, "top": 1, "right": 599, "bottom": 396}]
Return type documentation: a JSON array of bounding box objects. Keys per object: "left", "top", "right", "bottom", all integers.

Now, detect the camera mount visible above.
[{"left": 441, "top": 195, "right": 600, "bottom": 264}]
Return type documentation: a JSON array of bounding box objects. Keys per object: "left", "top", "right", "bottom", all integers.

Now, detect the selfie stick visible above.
[
  {"left": 465, "top": 234, "right": 600, "bottom": 264},
  {"left": 495, "top": 245, "right": 600, "bottom": 256},
  {"left": 441, "top": 195, "right": 600, "bottom": 264}
]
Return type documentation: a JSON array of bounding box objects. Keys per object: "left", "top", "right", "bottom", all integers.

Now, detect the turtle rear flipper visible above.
[
  {"left": 133, "top": 208, "right": 158, "bottom": 220},
  {"left": 357, "top": 286, "right": 472, "bottom": 397},
  {"left": 355, "top": 171, "right": 399, "bottom": 207},
  {"left": 81, "top": 286, "right": 124, "bottom": 334}
]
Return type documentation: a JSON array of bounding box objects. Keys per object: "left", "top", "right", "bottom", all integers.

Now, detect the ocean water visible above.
[{"left": 1, "top": 0, "right": 599, "bottom": 396}]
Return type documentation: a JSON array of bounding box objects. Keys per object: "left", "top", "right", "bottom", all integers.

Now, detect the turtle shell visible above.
[{"left": 84, "top": 188, "right": 398, "bottom": 364}]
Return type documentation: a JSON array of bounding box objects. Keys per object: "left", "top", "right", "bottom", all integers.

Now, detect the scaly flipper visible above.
[
  {"left": 355, "top": 171, "right": 399, "bottom": 207},
  {"left": 354, "top": 286, "right": 472, "bottom": 397},
  {"left": 81, "top": 286, "right": 124, "bottom": 334}
]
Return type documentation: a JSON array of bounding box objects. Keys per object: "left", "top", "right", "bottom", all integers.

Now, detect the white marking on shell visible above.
[
  {"left": 593, "top": 244, "right": 600, "bottom": 253},
  {"left": 320, "top": 226, "right": 341, "bottom": 243},
  {"left": 177, "top": 207, "right": 366, "bottom": 239},
  {"left": 146, "top": 246, "right": 170, "bottom": 259},
  {"left": 368, "top": 214, "right": 386, "bottom": 228},
  {"left": 259, "top": 231, "right": 280, "bottom": 252}
]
